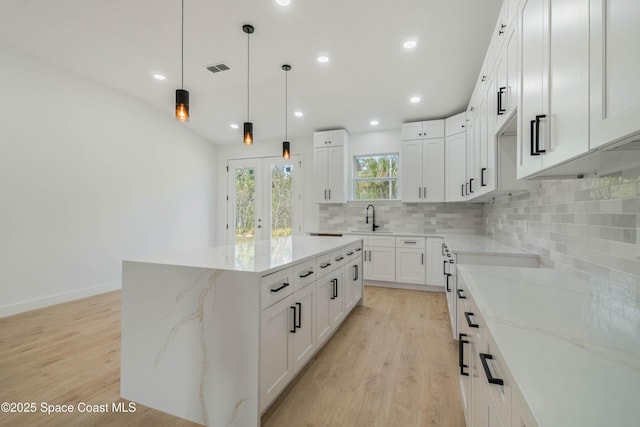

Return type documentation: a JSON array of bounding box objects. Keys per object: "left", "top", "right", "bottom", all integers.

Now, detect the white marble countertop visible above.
[
  {"left": 125, "top": 235, "right": 362, "bottom": 275},
  {"left": 457, "top": 264, "right": 640, "bottom": 427}
]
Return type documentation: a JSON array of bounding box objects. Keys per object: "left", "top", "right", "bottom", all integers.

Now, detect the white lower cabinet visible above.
[
  {"left": 344, "top": 257, "right": 363, "bottom": 313},
  {"left": 260, "top": 293, "right": 295, "bottom": 412},
  {"left": 395, "top": 237, "right": 426, "bottom": 285},
  {"left": 316, "top": 270, "right": 344, "bottom": 348},
  {"left": 426, "top": 237, "right": 445, "bottom": 287},
  {"left": 291, "top": 283, "right": 316, "bottom": 374},
  {"left": 363, "top": 246, "right": 396, "bottom": 282}
]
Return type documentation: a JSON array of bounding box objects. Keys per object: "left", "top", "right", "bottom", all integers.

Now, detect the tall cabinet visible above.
[
  {"left": 400, "top": 120, "right": 445, "bottom": 202},
  {"left": 314, "top": 129, "right": 349, "bottom": 203},
  {"left": 445, "top": 113, "right": 468, "bottom": 202}
]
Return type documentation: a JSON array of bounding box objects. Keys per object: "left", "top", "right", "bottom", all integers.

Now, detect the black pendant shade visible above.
[
  {"left": 243, "top": 122, "right": 253, "bottom": 145},
  {"left": 175, "top": 89, "right": 189, "bottom": 122},
  {"left": 282, "top": 141, "right": 291, "bottom": 159}
]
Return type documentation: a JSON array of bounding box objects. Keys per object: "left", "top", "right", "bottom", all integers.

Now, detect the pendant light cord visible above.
[
  {"left": 285, "top": 69, "right": 288, "bottom": 141},
  {"left": 247, "top": 32, "right": 250, "bottom": 121},
  {"left": 181, "top": 0, "right": 184, "bottom": 89}
]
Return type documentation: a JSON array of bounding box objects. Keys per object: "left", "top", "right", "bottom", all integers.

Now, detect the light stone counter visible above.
[{"left": 457, "top": 264, "right": 640, "bottom": 427}]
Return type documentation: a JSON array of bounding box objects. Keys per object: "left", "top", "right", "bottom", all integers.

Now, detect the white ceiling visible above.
[{"left": 0, "top": 0, "right": 502, "bottom": 145}]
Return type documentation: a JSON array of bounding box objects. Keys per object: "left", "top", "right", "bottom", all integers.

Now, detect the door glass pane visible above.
[
  {"left": 234, "top": 167, "right": 255, "bottom": 244},
  {"left": 270, "top": 164, "right": 293, "bottom": 239}
]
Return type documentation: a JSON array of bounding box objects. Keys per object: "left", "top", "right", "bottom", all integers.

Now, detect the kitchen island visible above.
[{"left": 120, "top": 235, "right": 363, "bottom": 426}]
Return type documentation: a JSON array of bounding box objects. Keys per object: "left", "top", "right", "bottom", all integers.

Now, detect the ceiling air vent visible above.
[{"left": 206, "top": 63, "right": 230, "bottom": 73}]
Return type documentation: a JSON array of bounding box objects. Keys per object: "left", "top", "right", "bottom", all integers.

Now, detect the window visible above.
[{"left": 353, "top": 154, "right": 399, "bottom": 200}]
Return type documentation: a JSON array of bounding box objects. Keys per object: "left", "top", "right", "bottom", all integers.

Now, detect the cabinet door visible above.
[
  {"left": 471, "top": 340, "right": 489, "bottom": 427},
  {"left": 422, "top": 120, "right": 445, "bottom": 138},
  {"left": 506, "top": 24, "right": 518, "bottom": 120},
  {"left": 422, "top": 138, "right": 445, "bottom": 202},
  {"left": 292, "top": 284, "right": 316, "bottom": 374},
  {"left": 518, "top": 0, "right": 545, "bottom": 178},
  {"left": 495, "top": 43, "right": 509, "bottom": 130},
  {"left": 328, "top": 129, "right": 347, "bottom": 147},
  {"left": 543, "top": 0, "right": 589, "bottom": 168},
  {"left": 260, "top": 294, "right": 294, "bottom": 412},
  {"left": 329, "top": 271, "right": 345, "bottom": 326},
  {"left": 314, "top": 148, "right": 329, "bottom": 203},
  {"left": 445, "top": 112, "right": 466, "bottom": 137},
  {"left": 344, "top": 258, "right": 362, "bottom": 313},
  {"left": 426, "top": 238, "right": 445, "bottom": 287},
  {"left": 327, "top": 146, "right": 345, "bottom": 203},
  {"left": 395, "top": 247, "right": 426, "bottom": 285},
  {"left": 479, "top": 76, "right": 496, "bottom": 196},
  {"left": 458, "top": 330, "right": 473, "bottom": 427},
  {"left": 364, "top": 247, "right": 395, "bottom": 282},
  {"left": 313, "top": 131, "right": 330, "bottom": 148},
  {"left": 401, "top": 122, "right": 423, "bottom": 140},
  {"left": 401, "top": 140, "right": 423, "bottom": 202},
  {"left": 467, "top": 110, "right": 481, "bottom": 198},
  {"left": 315, "top": 276, "right": 333, "bottom": 347},
  {"left": 445, "top": 132, "right": 467, "bottom": 202},
  {"left": 590, "top": 0, "right": 640, "bottom": 149}
]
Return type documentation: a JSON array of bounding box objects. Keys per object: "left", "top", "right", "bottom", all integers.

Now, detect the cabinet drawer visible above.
[
  {"left": 482, "top": 330, "right": 513, "bottom": 426},
  {"left": 291, "top": 259, "right": 317, "bottom": 293},
  {"left": 395, "top": 236, "right": 425, "bottom": 249},
  {"left": 367, "top": 235, "right": 395, "bottom": 247},
  {"left": 316, "top": 248, "right": 345, "bottom": 278},
  {"left": 261, "top": 267, "right": 294, "bottom": 310}
]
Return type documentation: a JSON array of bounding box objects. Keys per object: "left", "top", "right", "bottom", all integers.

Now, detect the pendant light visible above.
[
  {"left": 281, "top": 64, "right": 291, "bottom": 159},
  {"left": 243, "top": 24, "right": 255, "bottom": 145},
  {"left": 175, "top": 0, "right": 189, "bottom": 122}
]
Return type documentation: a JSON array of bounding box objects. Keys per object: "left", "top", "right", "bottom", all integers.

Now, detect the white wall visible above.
[
  {"left": 215, "top": 136, "right": 315, "bottom": 245},
  {"left": 0, "top": 45, "right": 218, "bottom": 317}
]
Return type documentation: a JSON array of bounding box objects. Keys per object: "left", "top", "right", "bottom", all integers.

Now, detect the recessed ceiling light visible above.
[
  {"left": 410, "top": 96, "right": 421, "bottom": 103},
  {"left": 294, "top": 111, "right": 304, "bottom": 118},
  {"left": 317, "top": 55, "right": 330, "bottom": 63},
  {"left": 403, "top": 40, "right": 417, "bottom": 49},
  {"left": 153, "top": 73, "right": 166, "bottom": 80},
  {"left": 275, "top": 0, "right": 291, "bottom": 6},
  {"left": 370, "top": 120, "right": 379, "bottom": 126},
  {"left": 230, "top": 123, "right": 239, "bottom": 129}
]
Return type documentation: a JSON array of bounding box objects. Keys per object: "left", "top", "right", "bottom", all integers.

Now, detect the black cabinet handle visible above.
[
  {"left": 355, "top": 247, "right": 362, "bottom": 252},
  {"left": 330, "top": 279, "right": 337, "bottom": 300},
  {"left": 271, "top": 282, "right": 290, "bottom": 293},
  {"left": 335, "top": 278, "right": 338, "bottom": 298},
  {"left": 446, "top": 275, "right": 451, "bottom": 292},
  {"left": 299, "top": 270, "right": 314, "bottom": 278},
  {"left": 421, "top": 253, "right": 424, "bottom": 265},
  {"left": 481, "top": 167, "right": 487, "bottom": 187},
  {"left": 535, "top": 115, "right": 546, "bottom": 154},
  {"left": 457, "top": 289, "right": 466, "bottom": 299},
  {"left": 469, "top": 178, "right": 474, "bottom": 193},
  {"left": 465, "top": 312, "right": 479, "bottom": 328},
  {"left": 479, "top": 353, "right": 504, "bottom": 386},
  {"left": 498, "top": 23, "right": 506, "bottom": 35},
  {"left": 320, "top": 262, "right": 331, "bottom": 269},
  {"left": 347, "top": 251, "right": 354, "bottom": 256},
  {"left": 466, "top": 182, "right": 470, "bottom": 195},
  {"left": 328, "top": 189, "right": 331, "bottom": 199},
  {"left": 290, "top": 306, "right": 297, "bottom": 333},
  {"left": 497, "top": 87, "right": 506, "bottom": 115},
  {"left": 335, "top": 256, "right": 344, "bottom": 262},
  {"left": 353, "top": 264, "right": 359, "bottom": 280},
  {"left": 443, "top": 260, "right": 447, "bottom": 275},
  {"left": 459, "top": 333, "right": 470, "bottom": 376},
  {"left": 441, "top": 243, "right": 445, "bottom": 256},
  {"left": 296, "top": 302, "right": 302, "bottom": 329},
  {"left": 530, "top": 119, "right": 538, "bottom": 156}
]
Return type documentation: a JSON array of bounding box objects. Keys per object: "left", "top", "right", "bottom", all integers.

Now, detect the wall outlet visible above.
[{"left": 431, "top": 218, "right": 437, "bottom": 225}]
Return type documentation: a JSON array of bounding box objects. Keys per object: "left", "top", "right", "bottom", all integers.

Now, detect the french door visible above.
[{"left": 227, "top": 155, "right": 302, "bottom": 245}]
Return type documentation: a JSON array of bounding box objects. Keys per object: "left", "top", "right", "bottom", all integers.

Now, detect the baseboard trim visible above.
[
  {"left": 0, "top": 281, "right": 122, "bottom": 318},
  {"left": 364, "top": 281, "right": 445, "bottom": 293}
]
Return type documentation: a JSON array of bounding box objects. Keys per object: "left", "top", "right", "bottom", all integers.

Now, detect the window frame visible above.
[{"left": 352, "top": 153, "right": 400, "bottom": 201}]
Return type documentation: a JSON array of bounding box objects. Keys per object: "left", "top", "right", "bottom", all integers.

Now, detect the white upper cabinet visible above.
[
  {"left": 314, "top": 130, "right": 348, "bottom": 203},
  {"left": 445, "top": 131, "right": 467, "bottom": 202},
  {"left": 495, "top": 13, "right": 518, "bottom": 133},
  {"left": 401, "top": 120, "right": 445, "bottom": 141},
  {"left": 589, "top": 0, "right": 640, "bottom": 149},
  {"left": 401, "top": 120, "right": 445, "bottom": 202},
  {"left": 445, "top": 112, "right": 466, "bottom": 137},
  {"left": 313, "top": 129, "right": 347, "bottom": 148}
]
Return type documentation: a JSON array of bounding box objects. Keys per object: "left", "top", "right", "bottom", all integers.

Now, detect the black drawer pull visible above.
[
  {"left": 441, "top": 243, "right": 445, "bottom": 256},
  {"left": 465, "top": 312, "right": 479, "bottom": 328},
  {"left": 299, "top": 270, "right": 314, "bottom": 278},
  {"left": 446, "top": 275, "right": 450, "bottom": 292},
  {"left": 481, "top": 167, "right": 487, "bottom": 186},
  {"left": 270, "top": 282, "right": 290, "bottom": 293},
  {"left": 457, "top": 289, "right": 466, "bottom": 299},
  {"left": 479, "top": 353, "right": 504, "bottom": 386},
  {"left": 535, "top": 114, "right": 546, "bottom": 154},
  {"left": 347, "top": 251, "right": 354, "bottom": 256},
  {"left": 530, "top": 119, "right": 539, "bottom": 156},
  {"left": 459, "top": 333, "right": 469, "bottom": 376},
  {"left": 320, "top": 262, "right": 331, "bottom": 269},
  {"left": 355, "top": 247, "right": 362, "bottom": 252},
  {"left": 354, "top": 264, "right": 359, "bottom": 281},
  {"left": 404, "top": 240, "right": 417, "bottom": 244},
  {"left": 335, "top": 256, "right": 344, "bottom": 262}
]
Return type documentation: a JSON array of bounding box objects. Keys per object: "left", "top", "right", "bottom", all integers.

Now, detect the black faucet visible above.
[{"left": 365, "top": 204, "right": 379, "bottom": 232}]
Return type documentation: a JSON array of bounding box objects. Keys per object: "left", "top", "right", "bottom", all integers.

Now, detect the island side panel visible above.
[{"left": 121, "top": 261, "right": 260, "bottom": 426}]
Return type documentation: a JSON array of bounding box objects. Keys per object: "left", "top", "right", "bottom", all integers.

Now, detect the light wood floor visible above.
[{"left": 0, "top": 286, "right": 464, "bottom": 427}]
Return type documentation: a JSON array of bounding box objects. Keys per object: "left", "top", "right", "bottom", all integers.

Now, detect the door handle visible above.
[
  {"left": 296, "top": 302, "right": 302, "bottom": 329},
  {"left": 481, "top": 168, "right": 487, "bottom": 186},
  {"left": 469, "top": 179, "right": 474, "bottom": 193},
  {"left": 479, "top": 353, "right": 504, "bottom": 385},
  {"left": 457, "top": 289, "right": 466, "bottom": 299},
  {"left": 459, "top": 333, "right": 470, "bottom": 376},
  {"left": 535, "top": 115, "right": 546, "bottom": 154},
  {"left": 497, "top": 87, "right": 506, "bottom": 115},
  {"left": 530, "top": 119, "right": 539, "bottom": 156},
  {"left": 465, "top": 312, "right": 479, "bottom": 328},
  {"left": 290, "top": 306, "right": 297, "bottom": 333}
]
